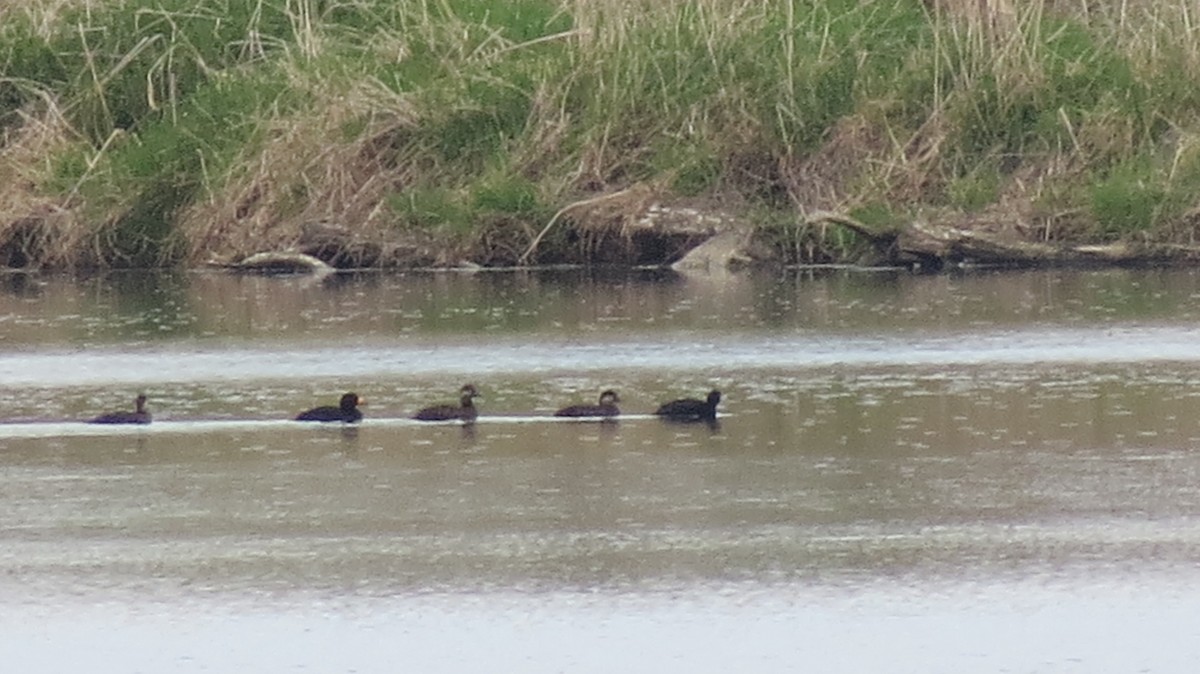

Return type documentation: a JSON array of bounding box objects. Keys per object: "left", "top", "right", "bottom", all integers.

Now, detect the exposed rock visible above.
[
  {"left": 632, "top": 204, "right": 746, "bottom": 267},
  {"left": 671, "top": 230, "right": 755, "bottom": 271},
  {"left": 520, "top": 186, "right": 752, "bottom": 266},
  {"left": 224, "top": 251, "right": 335, "bottom": 275}
]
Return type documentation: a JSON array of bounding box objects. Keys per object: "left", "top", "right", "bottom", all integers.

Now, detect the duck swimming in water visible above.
[
  {"left": 89, "top": 394, "right": 151, "bottom": 425},
  {"left": 554, "top": 389, "right": 620, "bottom": 418},
  {"left": 295, "top": 392, "right": 364, "bottom": 423},
  {"left": 413, "top": 384, "right": 479, "bottom": 422},
  {"left": 654, "top": 389, "right": 721, "bottom": 422}
]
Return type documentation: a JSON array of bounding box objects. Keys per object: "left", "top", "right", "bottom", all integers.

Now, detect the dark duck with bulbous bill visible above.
[{"left": 654, "top": 389, "right": 721, "bottom": 422}]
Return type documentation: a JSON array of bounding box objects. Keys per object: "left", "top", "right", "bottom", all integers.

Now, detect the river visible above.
[{"left": 3, "top": 267, "right": 1200, "bottom": 672}]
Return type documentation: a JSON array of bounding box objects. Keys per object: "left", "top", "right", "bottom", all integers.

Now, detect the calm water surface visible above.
[{"left": 4, "top": 268, "right": 1200, "bottom": 672}]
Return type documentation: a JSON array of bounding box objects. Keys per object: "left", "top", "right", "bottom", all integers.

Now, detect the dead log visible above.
[
  {"left": 821, "top": 214, "right": 1200, "bottom": 269},
  {"left": 897, "top": 220, "right": 1200, "bottom": 267}
]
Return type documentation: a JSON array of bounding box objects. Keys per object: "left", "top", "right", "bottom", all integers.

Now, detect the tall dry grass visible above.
[{"left": 4, "top": 0, "right": 1200, "bottom": 268}]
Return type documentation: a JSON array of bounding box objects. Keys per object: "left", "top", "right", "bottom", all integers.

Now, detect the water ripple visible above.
[{"left": 0, "top": 324, "right": 1197, "bottom": 386}]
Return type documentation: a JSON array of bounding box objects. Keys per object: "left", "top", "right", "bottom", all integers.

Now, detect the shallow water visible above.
[{"left": 4, "top": 267, "right": 1200, "bottom": 672}]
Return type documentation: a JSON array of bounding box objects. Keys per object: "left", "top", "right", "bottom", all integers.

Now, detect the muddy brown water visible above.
[{"left": 3, "top": 268, "right": 1200, "bottom": 672}]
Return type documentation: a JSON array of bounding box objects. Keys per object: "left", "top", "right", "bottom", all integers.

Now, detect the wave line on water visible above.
[
  {"left": 1, "top": 324, "right": 1198, "bottom": 386},
  {"left": 0, "top": 414, "right": 667, "bottom": 438}
]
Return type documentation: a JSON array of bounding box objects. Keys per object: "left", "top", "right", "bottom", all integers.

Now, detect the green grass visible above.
[
  {"left": 1, "top": 1, "right": 297, "bottom": 139},
  {"left": 5, "top": 0, "right": 1200, "bottom": 268},
  {"left": 390, "top": 186, "right": 476, "bottom": 235},
  {"left": 948, "top": 167, "right": 1001, "bottom": 212}
]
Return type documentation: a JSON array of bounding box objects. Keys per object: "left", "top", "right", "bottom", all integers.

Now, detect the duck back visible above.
[
  {"left": 654, "top": 390, "right": 720, "bottom": 421},
  {"left": 295, "top": 405, "right": 363, "bottom": 423},
  {"left": 555, "top": 390, "right": 620, "bottom": 418},
  {"left": 89, "top": 395, "right": 151, "bottom": 425},
  {"left": 89, "top": 410, "right": 151, "bottom": 425},
  {"left": 554, "top": 403, "right": 619, "bottom": 418},
  {"left": 295, "top": 392, "right": 364, "bottom": 423},
  {"left": 413, "top": 404, "right": 477, "bottom": 422},
  {"left": 413, "top": 384, "right": 479, "bottom": 422}
]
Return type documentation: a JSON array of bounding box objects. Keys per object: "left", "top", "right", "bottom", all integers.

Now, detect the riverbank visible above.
[{"left": 3, "top": 0, "right": 1200, "bottom": 271}]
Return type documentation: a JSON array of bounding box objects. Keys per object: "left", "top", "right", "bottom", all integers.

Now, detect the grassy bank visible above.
[{"left": 3, "top": 0, "right": 1200, "bottom": 269}]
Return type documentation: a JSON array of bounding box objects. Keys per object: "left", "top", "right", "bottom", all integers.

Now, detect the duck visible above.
[
  {"left": 295, "top": 392, "right": 364, "bottom": 423},
  {"left": 654, "top": 389, "right": 721, "bottom": 422},
  {"left": 554, "top": 389, "right": 620, "bottom": 418},
  {"left": 89, "top": 394, "right": 151, "bottom": 425},
  {"left": 413, "top": 384, "right": 479, "bottom": 422}
]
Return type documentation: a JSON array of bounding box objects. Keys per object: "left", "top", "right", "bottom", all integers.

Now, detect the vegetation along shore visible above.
[{"left": 4, "top": 0, "right": 1200, "bottom": 272}]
